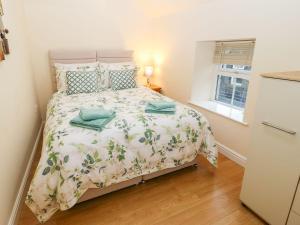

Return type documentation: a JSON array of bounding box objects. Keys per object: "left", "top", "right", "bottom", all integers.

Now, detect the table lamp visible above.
[{"left": 144, "top": 65, "right": 154, "bottom": 87}]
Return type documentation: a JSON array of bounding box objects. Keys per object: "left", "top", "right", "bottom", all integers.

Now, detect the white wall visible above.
[
  {"left": 0, "top": 0, "right": 41, "bottom": 224},
  {"left": 23, "top": 0, "right": 300, "bottom": 158},
  {"left": 191, "top": 41, "right": 216, "bottom": 103}
]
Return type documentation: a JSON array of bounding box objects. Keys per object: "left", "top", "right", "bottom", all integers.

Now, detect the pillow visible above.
[
  {"left": 98, "top": 62, "right": 137, "bottom": 90},
  {"left": 66, "top": 70, "right": 98, "bottom": 95},
  {"left": 55, "top": 62, "right": 99, "bottom": 91},
  {"left": 110, "top": 69, "right": 137, "bottom": 91}
]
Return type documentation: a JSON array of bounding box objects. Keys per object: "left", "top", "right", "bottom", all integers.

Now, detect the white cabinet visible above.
[
  {"left": 287, "top": 212, "right": 300, "bottom": 225},
  {"left": 292, "top": 184, "right": 300, "bottom": 215},
  {"left": 240, "top": 74, "right": 300, "bottom": 225},
  {"left": 288, "top": 182, "right": 300, "bottom": 225}
]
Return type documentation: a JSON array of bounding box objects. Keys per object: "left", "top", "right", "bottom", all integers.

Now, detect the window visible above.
[
  {"left": 212, "top": 40, "right": 255, "bottom": 109},
  {"left": 215, "top": 64, "right": 250, "bottom": 108}
]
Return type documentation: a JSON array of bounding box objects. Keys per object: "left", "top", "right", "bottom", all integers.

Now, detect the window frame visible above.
[{"left": 211, "top": 64, "right": 250, "bottom": 110}]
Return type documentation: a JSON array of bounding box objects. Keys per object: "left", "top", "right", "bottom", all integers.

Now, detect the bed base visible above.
[{"left": 77, "top": 159, "right": 198, "bottom": 203}]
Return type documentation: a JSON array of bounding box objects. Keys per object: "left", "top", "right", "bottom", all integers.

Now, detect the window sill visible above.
[{"left": 189, "top": 100, "right": 248, "bottom": 126}]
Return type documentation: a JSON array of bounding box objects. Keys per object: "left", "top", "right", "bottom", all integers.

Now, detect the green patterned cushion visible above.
[
  {"left": 110, "top": 69, "right": 137, "bottom": 91},
  {"left": 66, "top": 71, "right": 98, "bottom": 95}
]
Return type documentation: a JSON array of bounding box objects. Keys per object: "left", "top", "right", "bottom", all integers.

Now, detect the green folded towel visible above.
[
  {"left": 148, "top": 101, "right": 176, "bottom": 110},
  {"left": 145, "top": 104, "right": 176, "bottom": 115},
  {"left": 70, "top": 114, "right": 116, "bottom": 131},
  {"left": 145, "top": 109, "right": 175, "bottom": 115},
  {"left": 79, "top": 107, "right": 116, "bottom": 121}
]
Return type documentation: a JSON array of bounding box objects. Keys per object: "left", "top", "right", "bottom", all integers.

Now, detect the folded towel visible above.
[
  {"left": 148, "top": 101, "right": 176, "bottom": 110},
  {"left": 79, "top": 107, "right": 116, "bottom": 121},
  {"left": 145, "top": 104, "right": 176, "bottom": 115},
  {"left": 145, "top": 109, "right": 176, "bottom": 115},
  {"left": 70, "top": 114, "right": 116, "bottom": 131}
]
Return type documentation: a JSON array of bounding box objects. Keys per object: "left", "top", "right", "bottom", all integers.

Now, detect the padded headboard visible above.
[
  {"left": 97, "top": 50, "right": 134, "bottom": 63},
  {"left": 49, "top": 49, "right": 134, "bottom": 90}
]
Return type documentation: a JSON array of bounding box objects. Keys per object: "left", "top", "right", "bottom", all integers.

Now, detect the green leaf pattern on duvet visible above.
[{"left": 25, "top": 87, "right": 217, "bottom": 223}]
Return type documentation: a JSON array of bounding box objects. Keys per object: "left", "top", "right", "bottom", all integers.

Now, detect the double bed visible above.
[{"left": 25, "top": 50, "right": 218, "bottom": 223}]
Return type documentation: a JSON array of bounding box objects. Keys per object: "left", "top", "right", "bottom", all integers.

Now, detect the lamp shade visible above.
[{"left": 144, "top": 66, "right": 154, "bottom": 78}]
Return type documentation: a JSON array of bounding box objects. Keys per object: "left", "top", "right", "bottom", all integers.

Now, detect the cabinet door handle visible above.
[{"left": 262, "top": 121, "right": 296, "bottom": 135}]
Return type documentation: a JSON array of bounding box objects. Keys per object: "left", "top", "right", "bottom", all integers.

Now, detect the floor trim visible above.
[
  {"left": 216, "top": 142, "right": 247, "bottom": 167},
  {"left": 8, "top": 122, "right": 44, "bottom": 225}
]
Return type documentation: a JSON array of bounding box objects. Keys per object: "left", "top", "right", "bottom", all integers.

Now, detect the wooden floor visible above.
[{"left": 16, "top": 137, "right": 266, "bottom": 225}]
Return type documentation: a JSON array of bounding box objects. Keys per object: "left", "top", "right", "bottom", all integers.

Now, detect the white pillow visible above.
[
  {"left": 98, "top": 62, "right": 137, "bottom": 89},
  {"left": 54, "top": 62, "right": 99, "bottom": 91}
]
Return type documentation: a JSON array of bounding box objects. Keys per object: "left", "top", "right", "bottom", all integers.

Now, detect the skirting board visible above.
[
  {"left": 216, "top": 142, "right": 247, "bottom": 167},
  {"left": 7, "top": 122, "right": 44, "bottom": 225}
]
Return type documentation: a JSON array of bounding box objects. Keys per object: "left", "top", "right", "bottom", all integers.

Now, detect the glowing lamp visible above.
[{"left": 144, "top": 66, "right": 154, "bottom": 86}]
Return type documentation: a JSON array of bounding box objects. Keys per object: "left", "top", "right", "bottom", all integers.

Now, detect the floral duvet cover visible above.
[{"left": 26, "top": 87, "right": 217, "bottom": 222}]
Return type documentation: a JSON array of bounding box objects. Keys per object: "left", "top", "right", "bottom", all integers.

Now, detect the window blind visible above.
[{"left": 213, "top": 40, "right": 255, "bottom": 66}]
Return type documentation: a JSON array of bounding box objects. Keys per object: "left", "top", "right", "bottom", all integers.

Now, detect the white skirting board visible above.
[
  {"left": 8, "top": 122, "right": 44, "bottom": 225},
  {"left": 216, "top": 142, "right": 247, "bottom": 167}
]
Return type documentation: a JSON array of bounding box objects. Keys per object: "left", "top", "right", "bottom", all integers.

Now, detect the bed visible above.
[{"left": 25, "top": 50, "right": 218, "bottom": 223}]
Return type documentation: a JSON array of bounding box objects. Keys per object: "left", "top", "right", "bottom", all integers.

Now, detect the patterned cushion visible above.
[
  {"left": 97, "top": 63, "right": 110, "bottom": 91},
  {"left": 66, "top": 71, "right": 98, "bottom": 95},
  {"left": 99, "top": 62, "right": 137, "bottom": 90},
  {"left": 55, "top": 62, "right": 99, "bottom": 92},
  {"left": 110, "top": 69, "right": 137, "bottom": 91}
]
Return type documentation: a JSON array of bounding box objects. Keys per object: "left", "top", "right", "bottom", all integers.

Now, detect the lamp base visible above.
[{"left": 146, "top": 78, "right": 151, "bottom": 87}]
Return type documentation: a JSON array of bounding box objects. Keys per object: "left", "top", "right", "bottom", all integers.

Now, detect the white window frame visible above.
[{"left": 210, "top": 64, "right": 250, "bottom": 110}]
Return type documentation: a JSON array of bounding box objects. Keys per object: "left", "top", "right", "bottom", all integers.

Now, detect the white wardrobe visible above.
[{"left": 240, "top": 72, "right": 300, "bottom": 225}]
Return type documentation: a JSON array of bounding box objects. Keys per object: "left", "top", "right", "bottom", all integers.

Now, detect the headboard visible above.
[{"left": 49, "top": 49, "right": 134, "bottom": 90}]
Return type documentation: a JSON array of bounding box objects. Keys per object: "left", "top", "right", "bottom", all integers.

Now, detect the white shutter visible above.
[{"left": 213, "top": 40, "right": 255, "bottom": 66}]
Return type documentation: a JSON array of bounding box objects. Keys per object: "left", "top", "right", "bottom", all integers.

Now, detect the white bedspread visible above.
[{"left": 26, "top": 87, "right": 217, "bottom": 222}]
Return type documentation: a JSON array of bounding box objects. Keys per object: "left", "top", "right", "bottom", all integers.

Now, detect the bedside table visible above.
[{"left": 145, "top": 84, "right": 162, "bottom": 93}]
